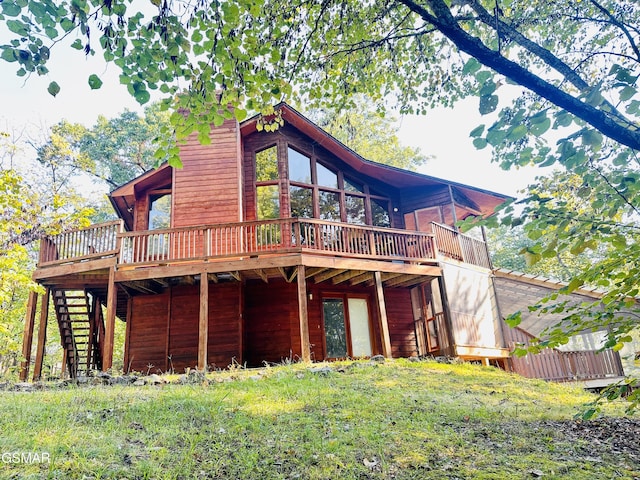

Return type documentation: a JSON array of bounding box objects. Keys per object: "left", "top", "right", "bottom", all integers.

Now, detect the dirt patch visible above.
[{"left": 543, "top": 417, "right": 640, "bottom": 460}]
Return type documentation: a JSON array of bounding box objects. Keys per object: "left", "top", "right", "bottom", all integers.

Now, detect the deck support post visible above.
[
  {"left": 198, "top": 271, "right": 209, "bottom": 371},
  {"left": 374, "top": 271, "right": 392, "bottom": 358},
  {"left": 19, "top": 291, "right": 38, "bottom": 381},
  {"left": 102, "top": 266, "right": 117, "bottom": 371},
  {"left": 33, "top": 288, "right": 50, "bottom": 381},
  {"left": 297, "top": 265, "right": 311, "bottom": 362}
]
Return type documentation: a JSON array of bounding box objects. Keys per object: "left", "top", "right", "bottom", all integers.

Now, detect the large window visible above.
[{"left": 255, "top": 143, "right": 392, "bottom": 227}]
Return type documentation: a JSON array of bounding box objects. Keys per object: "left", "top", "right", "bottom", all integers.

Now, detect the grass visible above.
[{"left": 0, "top": 359, "right": 636, "bottom": 479}]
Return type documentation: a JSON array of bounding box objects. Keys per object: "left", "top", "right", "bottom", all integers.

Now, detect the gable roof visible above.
[
  {"left": 241, "top": 103, "right": 512, "bottom": 217},
  {"left": 493, "top": 269, "right": 615, "bottom": 337}
]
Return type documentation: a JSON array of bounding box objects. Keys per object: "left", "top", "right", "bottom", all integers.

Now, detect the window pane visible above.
[
  {"left": 316, "top": 162, "right": 338, "bottom": 189},
  {"left": 371, "top": 198, "right": 391, "bottom": 227},
  {"left": 290, "top": 186, "right": 313, "bottom": 218},
  {"left": 323, "top": 299, "right": 347, "bottom": 358},
  {"left": 256, "top": 185, "right": 280, "bottom": 219},
  {"left": 319, "top": 190, "right": 341, "bottom": 222},
  {"left": 348, "top": 298, "right": 372, "bottom": 357},
  {"left": 149, "top": 194, "right": 171, "bottom": 230},
  {"left": 256, "top": 146, "right": 278, "bottom": 182},
  {"left": 344, "top": 178, "right": 364, "bottom": 193},
  {"left": 288, "top": 147, "right": 312, "bottom": 184},
  {"left": 345, "top": 195, "right": 365, "bottom": 225}
]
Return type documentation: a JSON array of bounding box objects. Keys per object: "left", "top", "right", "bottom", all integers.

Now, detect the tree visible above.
[
  {"left": 37, "top": 104, "right": 171, "bottom": 190},
  {"left": 310, "top": 97, "right": 430, "bottom": 171},
  {"left": 0, "top": 130, "right": 93, "bottom": 377},
  {"left": 1, "top": 0, "right": 639, "bottom": 410}
]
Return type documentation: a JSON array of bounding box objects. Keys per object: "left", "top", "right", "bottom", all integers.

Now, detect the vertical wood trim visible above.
[
  {"left": 19, "top": 291, "right": 38, "bottom": 381},
  {"left": 448, "top": 185, "right": 459, "bottom": 231},
  {"left": 238, "top": 281, "right": 244, "bottom": 365},
  {"left": 165, "top": 289, "right": 171, "bottom": 372},
  {"left": 102, "top": 266, "right": 117, "bottom": 371},
  {"left": 33, "top": 287, "right": 50, "bottom": 381},
  {"left": 437, "top": 275, "right": 457, "bottom": 357},
  {"left": 198, "top": 272, "right": 209, "bottom": 371},
  {"left": 297, "top": 265, "right": 311, "bottom": 362},
  {"left": 374, "top": 272, "right": 392, "bottom": 357},
  {"left": 123, "top": 296, "right": 133, "bottom": 373}
]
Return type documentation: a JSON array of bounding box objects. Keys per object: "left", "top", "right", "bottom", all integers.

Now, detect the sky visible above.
[{"left": 0, "top": 28, "right": 545, "bottom": 198}]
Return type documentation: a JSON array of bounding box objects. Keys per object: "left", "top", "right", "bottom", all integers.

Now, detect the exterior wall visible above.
[
  {"left": 244, "top": 279, "right": 299, "bottom": 366},
  {"left": 127, "top": 278, "right": 419, "bottom": 370},
  {"left": 441, "top": 261, "right": 502, "bottom": 349},
  {"left": 385, "top": 288, "right": 419, "bottom": 358},
  {"left": 173, "top": 117, "right": 243, "bottom": 226},
  {"left": 125, "top": 283, "right": 242, "bottom": 373}
]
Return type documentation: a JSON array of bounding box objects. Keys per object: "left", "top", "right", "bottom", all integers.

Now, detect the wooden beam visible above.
[
  {"left": 384, "top": 274, "right": 420, "bottom": 287},
  {"left": 332, "top": 270, "right": 366, "bottom": 285},
  {"left": 374, "top": 272, "right": 392, "bottom": 358},
  {"left": 229, "top": 271, "right": 242, "bottom": 282},
  {"left": 33, "top": 288, "right": 50, "bottom": 381},
  {"left": 305, "top": 267, "right": 328, "bottom": 279},
  {"left": 198, "top": 271, "right": 209, "bottom": 371},
  {"left": 313, "top": 268, "right": 344, "bottom": 283},
  {"left": 102, "top": 267, "right": 117, "bottom": 371},
  {"left": 393, "top": 276, "right": 434, "bottom": 288},
  {"left": 349, "top": 272, "right": 373, "bottom": 286},
  {"left": 278, "top": 266, "right": 297, "bottom": 283},
  {"left": 19, "top": 291, "right": 38, "bottom": 381},
  {"left": 297, "top": 265, "right": 311, "bottom": 362},
  {"left": 207, "top": 273, "right": 219, "bottom": 283},
  {"left": 254, "top": 269, "right": 268, "bottom": 283}
]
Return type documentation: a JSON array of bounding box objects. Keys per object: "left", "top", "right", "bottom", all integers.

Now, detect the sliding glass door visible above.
[{"left": 322, "top": 296, "right": 372, "bottom": 359}]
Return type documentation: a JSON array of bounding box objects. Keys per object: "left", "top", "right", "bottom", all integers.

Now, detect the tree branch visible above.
[
  {"left": 589, "top": 0, "right": 640, "bottom": 62},
  {"left": 396, "top": 0, "right": 640, "bottom": 151}
]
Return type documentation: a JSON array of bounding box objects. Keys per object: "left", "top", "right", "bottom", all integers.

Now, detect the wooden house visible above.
[{"left": 21, "top": 103, "right": 528, "bottom": 380}]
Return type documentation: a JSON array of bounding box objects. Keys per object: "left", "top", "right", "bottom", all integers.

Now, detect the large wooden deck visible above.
[{"left": 34, "top": 218, "right": 490, "bottom": 280}]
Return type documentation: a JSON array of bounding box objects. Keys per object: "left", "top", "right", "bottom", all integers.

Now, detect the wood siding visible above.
[
  {"left": 384, "top": 288, "right": 419, "bottom": 358},
  {"left": 244, "top": 279, "right": 297, "bottom": 366},
  {"left": 127, "top": 292, "right": 169, "bottom": 373},
  {"left": 126, "top": 283, "right": 242, "bottom": 373},
  {"left": 174, "top": 118, "right": 242, "bottom": 227}
]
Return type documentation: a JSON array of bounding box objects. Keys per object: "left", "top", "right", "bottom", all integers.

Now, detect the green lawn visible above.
[{"left": 0, "top": 359, "right": 637, "bottom": 479}]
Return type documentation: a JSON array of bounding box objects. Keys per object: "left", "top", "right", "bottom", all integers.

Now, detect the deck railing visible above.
[
  {"left": 38, "top": 220, "right": 123, "bottom": 266},
  {"left": 117, "top": 218, "right": 438, "bottom": 266},
  {"left": 511, "top": 347, "right": 624, "bottom": 382},
  {"left": 39, "top": 218, "right": 494, "bottom": 270},
  {"left": 430, "top": 222, "right": 491, "bottom": 269}
]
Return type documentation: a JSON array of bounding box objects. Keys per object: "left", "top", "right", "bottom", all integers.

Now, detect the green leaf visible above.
[
  {"left": 47, "top": 81, "right": 60, "bottom": 97},
  {"left": 6, "top": 19, "right": 28, "bottom": 35},
  {"left": 479, "top": 94, "right": 498, "bottom": 115},
  {"left": 0, "top": 48, "right": 17, "bottom": 63},
  {"left": 2, "top": 1, "right": 22, "bottom": 16},
  {"left": 469, "top": 125, "right": 485, "bottom": 138},
  {"left": 507, "top": 124, "right": 527, "bottom": 142},
  {"left": 462, "top": 58, "right": 481, "bottom": 75},
  {"left": 88, "top": 74, "right": 103, "bottom": 89},
  {"left": 472, "top": 137, "right": 487, "bottom": 149},
  {"left": 530, "top": 118, "right": 551, "bottom": 136},
  {"left": 71, "top": 39, "right": 84, "bottom": 50},
  {"left": 619, "top": 86, "right": 636, "bottom": 102}
]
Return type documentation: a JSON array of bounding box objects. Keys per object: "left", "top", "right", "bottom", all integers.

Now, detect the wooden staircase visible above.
[{"left": 53, "top": 289, "right": 104, "bottom": 378}]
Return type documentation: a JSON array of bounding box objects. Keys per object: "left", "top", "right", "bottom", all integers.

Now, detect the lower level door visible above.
[{"left": 323, "top": 297, "right": 372, "bottom": 359}]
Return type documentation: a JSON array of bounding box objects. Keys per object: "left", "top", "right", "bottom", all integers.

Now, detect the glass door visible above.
[{"left": 322, "top": 296, "right": 372, "bottom": 359}]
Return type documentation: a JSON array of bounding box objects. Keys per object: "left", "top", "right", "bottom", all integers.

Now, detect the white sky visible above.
[{"left": 0, "top": 26, "right": 544, "bottom": 198}]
